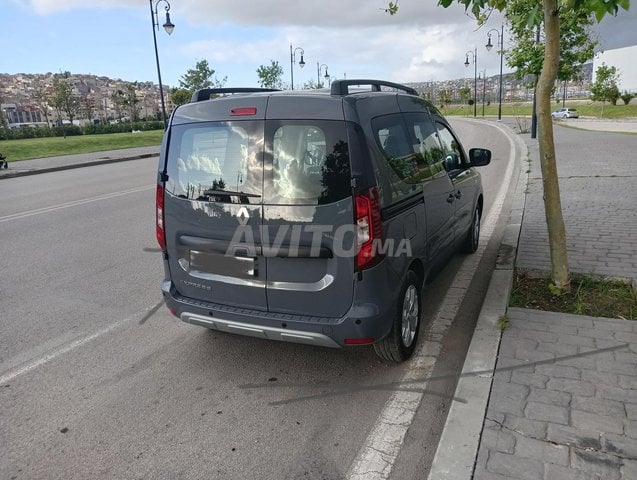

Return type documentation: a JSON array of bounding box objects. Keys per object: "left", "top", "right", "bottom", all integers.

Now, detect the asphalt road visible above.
[{"left": 0, "top": 119, "right": 516, "bottom": 480}]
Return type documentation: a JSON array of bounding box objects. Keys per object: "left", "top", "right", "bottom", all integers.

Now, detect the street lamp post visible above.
[
  {"left": 479, "top": 69, "right": 487, "bottom": 117},
  {"left": 149, "top": 0, "right": 174, "bottom": 129},
  {"left": 317, "top": 63, "right": 329, "bottom": 88},
  {"left": 289, "top": 44, "right": 305, "bottom": 90},
  {"left": 464, "top": 49, "right": 477, "bottom": 118},
  {"left": 486, "top": 24, "right": 504, "bottom": 121}
]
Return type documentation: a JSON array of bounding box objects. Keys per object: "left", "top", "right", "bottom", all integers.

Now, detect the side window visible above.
[
  {"left": 371, "top": 114, "right": 421, "bottom": 204},
  {"left": 403, "top": 113, "right": 447, "bottom": 182},
  {"left": 436, "top": 123, "right": 467, "bottom": 173}
]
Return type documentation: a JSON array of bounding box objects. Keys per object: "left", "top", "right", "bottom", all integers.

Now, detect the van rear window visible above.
[
  {"left": 165, "top": 122, "right": 263, "bottom": 203},
  {"left": 265, "top": 120, "right": 352, "bottom": 205},
  {"left": 165, "top": 120, "right": 352, "bottom": 206}
]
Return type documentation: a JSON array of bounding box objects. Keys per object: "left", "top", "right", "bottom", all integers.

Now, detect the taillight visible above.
[
  {"left": 156, "top": 184, "right": 166, "bottom": 251},
  {"left": 355, "top": 187, "right": 383, "bottom": 271}
]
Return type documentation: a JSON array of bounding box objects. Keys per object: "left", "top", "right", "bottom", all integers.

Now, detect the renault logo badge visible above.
[{"left": 237, "top": 206, "right": 250, "bottom": 225}]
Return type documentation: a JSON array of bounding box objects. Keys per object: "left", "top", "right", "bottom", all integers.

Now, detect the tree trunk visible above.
[{"left": 537, "top": 0, "right": 570, "bottom": 290}]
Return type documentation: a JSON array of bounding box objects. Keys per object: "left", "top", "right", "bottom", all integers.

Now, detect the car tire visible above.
[
  {"left": 461, "top": 205, "right": 481, "bottom": 254},
  {"left": 374, "top": 270, "right": 421, "bottom": 362}
]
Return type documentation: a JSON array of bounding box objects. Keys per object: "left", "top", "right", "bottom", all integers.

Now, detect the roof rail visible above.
[
  {"left": 191, "top": 87, "right": 280, "bottom": 103},
  {"left": 330, "top": 80, "right": 417, "bottom": 96}
]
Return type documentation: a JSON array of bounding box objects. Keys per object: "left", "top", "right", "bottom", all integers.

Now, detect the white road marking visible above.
[
  {"left": 347, "top": 120, "right": 517, "bottom": 480},
  {"left": 0, "top": 303, "right": 163, "bottom": 385},
  {"left": 0, "top": 184, "right": 154, "bottom": 223}
]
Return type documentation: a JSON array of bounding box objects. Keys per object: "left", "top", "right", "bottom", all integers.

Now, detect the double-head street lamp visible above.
[
  {"left": 149, "top": 0, "right": 174, "bottom": 129},
  {"left": 290, "top": 44, "right": 305, "bottom": 90},
  {"left": 317, "top": 63, "right": 330, "bottom": 87},
  {"left": 464, "top": 48, "right": 477, "bottom": 118},
  {"left": 486, "top": 25, "right": 504, "bottom": 121}
]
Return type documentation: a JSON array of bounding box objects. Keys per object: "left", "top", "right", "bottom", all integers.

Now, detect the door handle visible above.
[
  {"left": 447, "top": 194, "right": 455, "bottom": 204},
  {"left": 454, "top": 191, "right": 463, "bottom": 199}
]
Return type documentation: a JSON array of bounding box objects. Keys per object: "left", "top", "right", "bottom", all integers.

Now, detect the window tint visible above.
[
  {"left": 266, "top": 121, "right": 351, "bottom": 205},
  {"left": 165, "top": 122, "right": 262, "bottom": 203}
]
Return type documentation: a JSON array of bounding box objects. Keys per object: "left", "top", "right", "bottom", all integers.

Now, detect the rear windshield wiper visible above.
[{"left": 204, "top": 189, "right": 261, "bottom": 198}]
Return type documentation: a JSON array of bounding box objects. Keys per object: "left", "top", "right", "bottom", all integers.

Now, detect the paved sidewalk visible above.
[
  {"left": 474, "top": 308, "right": 637, "bottom": 480},
  {"left": 429, "top": 121, "right": 637, "bottom": 480},
  {"left": 557, "top": 118, "right": 637, "bottom": 134},
  {"left": 0, "top": 145, "right": 159, "bottom": 179}
]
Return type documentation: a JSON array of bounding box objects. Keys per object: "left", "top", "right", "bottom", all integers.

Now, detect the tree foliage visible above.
[
  {"left": 171, "top": 87, "right": 192, "bottom": 106},
  {"left": 50, "top": 74, "right": 80, "bottom": 126},
  {"left": 257, "top": 60, "right": 284, "bottom": 89},
  {"left": 179, "top": 59, "right": 226, "bottom": 92},
  {"left": 590, "top": 63, "right": 621, "bottom": 106},
  {"left": 620, "top": 91, "right": 635, "bottom": 105},
  {"left": 459, "top": 86, "right": 472, "bottom": 104},
  {"left": 505, "top": 0, "right": 597, "bottom": 85},
  {"left": 80, "top": 93, "right": 96, "bottom": 122}
]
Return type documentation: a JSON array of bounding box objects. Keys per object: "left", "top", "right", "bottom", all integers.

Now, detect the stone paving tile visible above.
[{"left": 474, "top": 309, "right": 637, "bottom": 480}]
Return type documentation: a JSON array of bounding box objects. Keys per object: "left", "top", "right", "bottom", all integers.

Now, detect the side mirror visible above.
[
  {"left": 444, "top": 153, "right": 461, "bottom": 171},
  {"left": 469, "top": 148, "right": 491, "bottom": 167}
]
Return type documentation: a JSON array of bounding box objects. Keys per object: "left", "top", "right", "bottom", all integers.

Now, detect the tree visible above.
[
  {"left": 256, "top": 60, "right": 284, "bottom": 89},
  {"left": 50, "top": 74, "right": 80, "bottom": 131},
  {"left": 80, "top": 93, "right": 96, "bottom": 123},
  {"left": 438, "top": 89, "right": 452, "bottom": 108},
  {"left": 123, "top": 83, "right": 141, "bottom": 122},
  {"left": 459, "top": 86, "right": 472, "bottom": 104},
  {"left": 620, "top": 91, "right": 635, "bottom": 105},
  {"left": 171, "top": 87, "right": 192, "bottom": 106},
  {"left": 110, "top": 90, "right": 126, "bottom": 123},
  {"left": 31, "top": 79, "right": 52, "bottom": 126},
  {"left": 0, "top": 95, "right": 7, "bottom": 128},
  {"left": 303, "top": 79, "right": 322, "bottom": 90},
  {"left": 505, "top": 0, "right": 598, "bottom": 86},
  {"left": 179, "top": 59, "right": 226, "bottom": 92},
  {"left": 591, "top": 64, "right": 621, "bottom": 115},
  {"left": 432, "top": 0, "right": 630, "bottom": 291}
]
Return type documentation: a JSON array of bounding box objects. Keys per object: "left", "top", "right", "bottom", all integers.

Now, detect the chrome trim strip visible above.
[
  {"left": 181, "top": 312, "right": 341, "bottom": 348},
  {"left": 185, "top": 270, "right": 335, "bottom": 292}
]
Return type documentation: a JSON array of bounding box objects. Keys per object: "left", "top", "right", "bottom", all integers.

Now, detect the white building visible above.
[{"left": 593, "top": 45, "right": 637, "bottom": 93}]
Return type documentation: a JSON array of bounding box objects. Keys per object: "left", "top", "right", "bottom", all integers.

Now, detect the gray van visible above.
[{"left": 157, "top": 80, "right": 491, "bottom": 361}]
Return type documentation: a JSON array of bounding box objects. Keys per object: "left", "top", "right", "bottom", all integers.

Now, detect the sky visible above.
[{"left": 2, "top": 0, "right": 636, "bottom": 89}]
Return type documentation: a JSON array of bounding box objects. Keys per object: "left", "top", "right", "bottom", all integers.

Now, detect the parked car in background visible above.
[
  {"left": 552, "top": 108, "right": 579, "bottom": 119},
  {"left": 156, "top": 80, "right": 492, "bottom": 362}
]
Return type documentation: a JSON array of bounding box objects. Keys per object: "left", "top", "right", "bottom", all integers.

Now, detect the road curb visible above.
[
  {"left": 427, "top": 127, "right": 529, "bottom": 480},
  {"left": 0, "top": 152, "right": 159, "bottom": 180}
]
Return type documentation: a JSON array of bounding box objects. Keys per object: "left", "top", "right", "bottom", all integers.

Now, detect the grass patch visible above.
[
  {"left": 510, "top": 270, "right": 637, "bottom": 320},
  {"left": 440, "top": 102, "right": 637, "bottom": 119},
  {"left": 0, "top": 130, "right": 163, "bottom": 161}
]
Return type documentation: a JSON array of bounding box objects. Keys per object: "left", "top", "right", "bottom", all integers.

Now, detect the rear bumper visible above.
[
  {"left": 181, "top": 311, "right": 341, "bottom": 348},
  {"left": 161, "top": 279, "right": 396, "bottom": 348}
]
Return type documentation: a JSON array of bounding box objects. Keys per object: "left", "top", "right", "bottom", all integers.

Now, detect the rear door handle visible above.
[
  {"left": 447, "top": 194, "right": 455, "bottom": 204},
  {"left": 454, "top": 191, "right": 462, "bottom": 199}
]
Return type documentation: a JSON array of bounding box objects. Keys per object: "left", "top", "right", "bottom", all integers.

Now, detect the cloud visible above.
[{"left": 29, "top": 0, "right": 477, "bottom": 27}]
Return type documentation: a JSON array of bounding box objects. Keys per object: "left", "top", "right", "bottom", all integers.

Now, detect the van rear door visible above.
[
  {"left": 163, "top": 119, "right": 267, "bottom": 310},
  {"left": 261, "top": 119, "right": 355, "bottom": 318}
]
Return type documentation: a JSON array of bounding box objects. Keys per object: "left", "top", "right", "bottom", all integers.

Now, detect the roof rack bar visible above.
[
  {"left": 191, "top": 87, "right": 280, "bottom": 103},
  {"left": 330, "top": 80, "right": 417, "bottom": 96}
]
